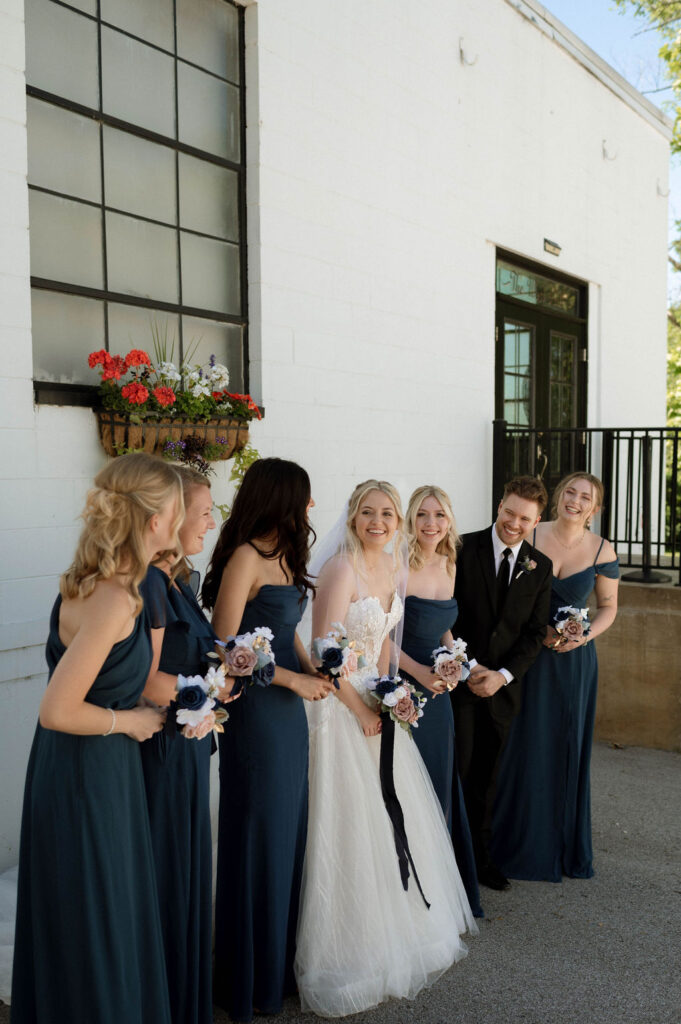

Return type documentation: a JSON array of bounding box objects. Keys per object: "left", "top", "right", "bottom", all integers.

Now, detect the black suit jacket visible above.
[{"left": 452, "top": 527, "right": 552, "bottom": 722}]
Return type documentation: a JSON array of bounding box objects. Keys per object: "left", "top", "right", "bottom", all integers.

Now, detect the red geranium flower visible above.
[
  {"left": 125, "top": 349, "right": 152, "bottom": 368},
  {"left": 153, "top": 386, "right": 177, "bottom": 408},
  {"left": 122, "top": 382, "right": 149, "bottom": 405},
  {"left": 88, "top": 349, "right": 110, "bottom": 369},
  {"left": 212, "top": 391, "right": 224, "bottom": 401},
  {"left": 226, "top": 392, "right": 262, "bottom": 419},
  {"left": 101, "top": 355, "right": 127, "bottom": 381}
]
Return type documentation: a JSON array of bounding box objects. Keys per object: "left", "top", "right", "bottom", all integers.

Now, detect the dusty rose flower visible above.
[
  {"left": 561, "top": 619, "right": 584, "bottom": 640},
  {"left": 437, "top": 659, "right": 463, "bottom": 687},
  {"left": 225, "top": 644, "right": 258, "bottom": 675},
  {"left": 393, "top": 695, "right": 419, "bottom": 724},
  {"left": 341, "top": 650, "right": 359, "bottom": 678},
  {"left": 183, "top": 712, "right": 216, "bottom": 740}
]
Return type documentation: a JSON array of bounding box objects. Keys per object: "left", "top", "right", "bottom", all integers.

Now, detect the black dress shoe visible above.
[{"left": 477, "top": 862, "right": 510, "bottom": 890}]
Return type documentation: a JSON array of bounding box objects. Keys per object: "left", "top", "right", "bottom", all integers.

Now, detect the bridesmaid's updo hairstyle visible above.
[
  {"left": 551, "top": 472, "right": 604, "bottom": 528},
  {"left": 345, "top": 479, "right": 405, "bottom": 566},
  {"left": 202, "top": 457, "right": 315, "bottom": 609},
  {"left": 406, "top": 485, "right": 460, "bottom": 577},
  {"left": 60, "top": 453, "right": 183, "bottom": 615}
]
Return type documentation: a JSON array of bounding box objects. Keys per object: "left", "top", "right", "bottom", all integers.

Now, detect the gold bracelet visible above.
[{"left": 102, "top": 708, "right": 116, "bottom": 736}]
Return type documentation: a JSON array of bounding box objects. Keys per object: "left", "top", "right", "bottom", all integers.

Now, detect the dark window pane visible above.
[
  {"left": 102, "top": 27, "right": 175, "bottom": 138},
  {"left": 177, "top": 0, "right": 240, "bottom": 82},
  {"left": 497, "top": 259, "right": 579, "bottom": 316},
  {"left": 27, "top": 98, "right": 101, "bottom": 203},
  {"left": 101, "top": 0, "right": 174, "bottom": 51},
  {"left": 32, "top": 290, "right": 104, "bottom": 384},
  {"left": 104, "top": 127, "right": 176, "bottom": 224},
  {"left": 179, "top": 153, "right": 238, "bottom": 240},
  {"left": 25, "top": 0, "right": 98, "bottom": 108},
  {"left": 29, "top": 190, "right": 103, "bottom": 288},
  {"left": 178, "top": 64, "right": 240, "bottom": 160},
  {"left": 106, "top": 212, "right": 178, "bottom": 303},
  {"left": 180, "top": 232, "right": 240, "bottom": 314}
]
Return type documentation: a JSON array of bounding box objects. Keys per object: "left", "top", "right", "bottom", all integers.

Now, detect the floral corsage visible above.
[
  {"left": 364, "top": 675, "right": 427, "bottom": 734},
  {"left": 313, "top": 622, "right": 366, "bottom": 689},
  {"left": 173, "top": 667, "right": 229, "bottom": 740},
  {"left": 431, "top": 638, "right": 470, "bottom": 690},
  {"left": 515, "top": 556, "right": 537, "bottom": 580},
  {"left": 213, "top": 627, "right": 276, "bottom": 696}
]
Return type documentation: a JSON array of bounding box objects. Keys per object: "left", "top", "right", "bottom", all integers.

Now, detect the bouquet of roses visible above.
[
  {"left": 173, "top": 665, "right": 230, "bottom": 740},
  {"left": 364, "top": 674, "right": 427, "bottom": 734},
  {"left": 214, "top": 627, "right": 276, "bottom": 696},
  {"left": 552, "top": 606, "right": 591, "bottom": 646},
  {"left": 431, "top": 638, "right": 470, "bottom": 691},
  {"left": 312, "top": 622, "right": 366, "bottom": 690}
]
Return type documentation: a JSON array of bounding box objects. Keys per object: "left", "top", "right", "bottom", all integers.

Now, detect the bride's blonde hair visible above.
[
  {"left": 61, "top": 453, "right": 184, "bottom": 615},
  {"left": 344, "top": 479, "right": 405, "bottom": 572},
  {"left": 406, "top": 485, "right": 460, "bottom": 577}
]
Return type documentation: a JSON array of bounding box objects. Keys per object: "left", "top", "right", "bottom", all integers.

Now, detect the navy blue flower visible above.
[
  {"left": 321, "top": 647, "right": 344, "bottom": 672},
  {"left": 252, "top": 661, "right": 275, "bottom": 687},
  {"left": 176, "top": 684, "right": 207, "bottom": 711},
  {"left": 374, "top": 679, "right": 398, "bottom": 698}
]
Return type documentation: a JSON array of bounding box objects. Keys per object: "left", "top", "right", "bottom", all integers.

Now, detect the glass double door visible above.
[{"left": 496, "top": 299, "right": 587, "bottom": 492}]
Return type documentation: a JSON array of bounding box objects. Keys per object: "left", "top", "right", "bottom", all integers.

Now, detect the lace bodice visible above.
[{"left": 345, "top": 594, "right": 403, "bottom": 671}]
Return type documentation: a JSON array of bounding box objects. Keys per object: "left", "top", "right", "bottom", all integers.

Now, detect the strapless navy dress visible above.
[
  {"left": 11, "top": 597, "right": 170, "bottom": 1024},
  {"left": 401, "top": 595, "right": 482, "bottom": 918},
  {"left": 492, "top": 554, "right": 620, "bottom": 881},
  {"left": 213, "top": 585, "right": 309, "bottom": 1023},
  {"left": 140, "top": 566, "right": 216, "bottom": 1024}
]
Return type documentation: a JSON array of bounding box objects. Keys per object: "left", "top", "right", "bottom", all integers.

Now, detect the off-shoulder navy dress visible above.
[
  {"left": 140, "top": 566, "right": 216, "bottom": 1024},
  {"left": 401, "top": 595, "right": 483, "bottom": 918},
  {"left": 491, "top": 547, "right": 620, "bottom": 881},
  {"left": 11, "top": 597, "right": 171, "bottom": 1024},
  {"left": 213, "top": 585, "right": 309, "bottom": 1023}
]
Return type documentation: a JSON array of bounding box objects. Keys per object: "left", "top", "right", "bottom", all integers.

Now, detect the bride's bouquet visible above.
[
  {"left": 431, "top": 638, "right": 470, "bottom": 691},
  {"left": 214, "top": 627, "right": 276, "bottom": 695},
  {"left": 364, "top": 674, "right": 427, "bottom": 734},
  {"left": 173, "top": 666, "right": 230, "bottom": 740},
  {"left": 312, "top": 622, "right": 366, "bottom": 690},
  {"left": 552, "top": 606, "right": 591, "bottom": 647}
]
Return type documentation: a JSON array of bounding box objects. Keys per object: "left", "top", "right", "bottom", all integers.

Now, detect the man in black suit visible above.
[{"left": 452, "top": 476, "right": 552, "bottom": 890}]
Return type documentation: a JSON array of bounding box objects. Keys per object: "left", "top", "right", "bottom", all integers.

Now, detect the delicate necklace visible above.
[{"left": 551, "top": 524, "right": 586, "bottom": 550}]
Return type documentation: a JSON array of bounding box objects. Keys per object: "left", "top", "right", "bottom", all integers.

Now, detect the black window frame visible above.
[{"left": 27, "top": 0, "right": 249, "bottom": 407}]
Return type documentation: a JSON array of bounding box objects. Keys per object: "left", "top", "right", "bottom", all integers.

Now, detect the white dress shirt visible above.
[{"left": 467, "top": 527, "right": 524, "bottom": 686}]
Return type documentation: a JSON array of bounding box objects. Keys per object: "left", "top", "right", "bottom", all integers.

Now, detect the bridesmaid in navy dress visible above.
[
  {"left": 492, "top": 473, "right": 619, "bottom": 882},
  {"left": 202, "top": 458, "right": 333, "bottom": 1023},
  {"left": 399, "top": 485, "right": 483, "bottom": 918},
  {"left": 140, "top": 466, "right": 229, "bottom": 1024},
  {"left": 11, "top": 453, "right": 182, "bottom": 1024}
]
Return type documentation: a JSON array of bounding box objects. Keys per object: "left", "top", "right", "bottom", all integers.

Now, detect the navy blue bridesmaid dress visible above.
[
  {"left": 213, "top": 585, "right": 309, "bottom": 1023},
  {"left": 491, "top": 551, "right": 620, "bottom": 882},
  {"left": 140, "top": 565, "right": 216, "bottom": 1024},
  {"left": 401, "top": 595, "right": 483, "bottom": 918},
  {"left": 11, "top": 597, "right": 171, "bottom": 1024}
]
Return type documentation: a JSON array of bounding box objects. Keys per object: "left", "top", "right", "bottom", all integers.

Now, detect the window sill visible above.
[{"left": 33, "top": 381, "right": 99, "bottom": 407}]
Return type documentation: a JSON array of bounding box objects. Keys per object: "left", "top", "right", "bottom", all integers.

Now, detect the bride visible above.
[{"left": 295, "top": 480, "right": 476, "bottom": 1018}]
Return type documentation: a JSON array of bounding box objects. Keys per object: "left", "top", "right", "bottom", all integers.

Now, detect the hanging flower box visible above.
[{"left": 88, "top": 347, "right": 261, "bottom": 463}]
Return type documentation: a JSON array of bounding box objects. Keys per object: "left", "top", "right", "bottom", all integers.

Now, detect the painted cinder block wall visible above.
[{"left": 0, "top": 0, "right": 671, "bottom": 868}]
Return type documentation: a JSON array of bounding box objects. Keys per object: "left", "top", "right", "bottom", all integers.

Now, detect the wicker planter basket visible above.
[{"left": 96, "top": 410, "right": 250, "bottom": 460}]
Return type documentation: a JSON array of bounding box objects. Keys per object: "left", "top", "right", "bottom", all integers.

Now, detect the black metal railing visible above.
[{"left": 492, "top": 421, "right": 681, "bottom": 584}]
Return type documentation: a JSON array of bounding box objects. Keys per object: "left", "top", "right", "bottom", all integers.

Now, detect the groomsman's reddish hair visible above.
[{"left": 501, "top": 476, "right": 548, "bottom": 512}]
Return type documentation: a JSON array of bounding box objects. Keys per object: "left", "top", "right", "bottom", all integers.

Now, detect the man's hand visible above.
[{"left": 466, "top": 666, "right": 506, "bottom": 697}]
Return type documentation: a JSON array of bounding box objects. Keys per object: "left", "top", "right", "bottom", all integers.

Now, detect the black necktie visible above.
[{"left": 496, "top": 547, "right": 512, "bottom": 613}]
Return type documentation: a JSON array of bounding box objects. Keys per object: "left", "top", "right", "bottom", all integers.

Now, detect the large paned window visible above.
[{"left": 25, "top": 0, "right": 247, "bottom": 401}]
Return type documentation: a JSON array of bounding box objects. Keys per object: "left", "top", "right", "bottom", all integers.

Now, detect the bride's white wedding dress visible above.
[{"left": 295, "top": 595, "right": 477, "bottom": 1018}]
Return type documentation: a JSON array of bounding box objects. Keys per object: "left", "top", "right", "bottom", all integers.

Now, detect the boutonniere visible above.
[{"left": 514, "top": 556, "right": 537, "bottom": 581}]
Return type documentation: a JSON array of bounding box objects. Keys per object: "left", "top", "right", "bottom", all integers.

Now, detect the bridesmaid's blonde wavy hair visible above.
[
  {"left": 164, "top": 467, "right": 212, "bottom": 584},
  {"left": 344, "top": 479, "right": 405, "bottom": 571},
  {"left": 60, "top": 453, "right": 184, "bottom": 615},
  {"left": 406, "top": 485, "right": 460, "bottom": 577}
]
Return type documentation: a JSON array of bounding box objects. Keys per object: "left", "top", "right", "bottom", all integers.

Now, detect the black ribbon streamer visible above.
[{"left": 378, "top": 712, "right": 431, "bottom": 910}]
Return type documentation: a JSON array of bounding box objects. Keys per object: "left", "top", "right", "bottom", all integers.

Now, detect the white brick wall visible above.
[{"left": 0, "top": 0, "right": 671, "bottom": 867}]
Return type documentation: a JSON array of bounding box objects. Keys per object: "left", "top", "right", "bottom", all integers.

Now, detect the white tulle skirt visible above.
[{"left": 295, "top": 697, "right": 477, "bottom": 1017}]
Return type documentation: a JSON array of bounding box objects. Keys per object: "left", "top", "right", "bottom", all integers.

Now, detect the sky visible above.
[{"left": 542, "top": 0, "right": 680, "bottom": 298}]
